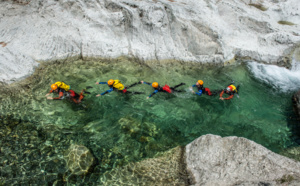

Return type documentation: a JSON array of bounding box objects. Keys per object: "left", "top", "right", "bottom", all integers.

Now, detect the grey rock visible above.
[
  {"left": 185, "top": 134, "right": 300, "bottom": 185},
  {"left": 0, "top": 0, "right": 300, "bottom": 83}
]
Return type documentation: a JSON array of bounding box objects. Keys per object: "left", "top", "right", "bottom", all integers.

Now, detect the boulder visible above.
[
  {"left": 185, "top": 134, "right": 300, "bottom": 185},
  {"left": 64, "top": 144, "right": 94, "bottom": 176}
]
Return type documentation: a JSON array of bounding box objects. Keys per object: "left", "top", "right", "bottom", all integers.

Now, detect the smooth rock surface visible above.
[
  {"left": 0, "top": 0, "right": 300, "bottom": 83},
  {"left": 185, "top": 134, "right": 300, "bottom": 185},
  {"left": 64, "top": 144, "right": 94, "bottom": 176}
]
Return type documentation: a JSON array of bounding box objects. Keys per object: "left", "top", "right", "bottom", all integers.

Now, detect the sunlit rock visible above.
[
  {"left": 64, "top": 144, "right": 94, "bottom": 176},
  {"left": 0, "top": 0, "right": 300, "bottom": 83},
  {"left": 185, "top": 134, "right": 300, "bottom": 185}
]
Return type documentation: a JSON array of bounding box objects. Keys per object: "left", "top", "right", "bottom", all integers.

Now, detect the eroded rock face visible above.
[
  {"left": 64, "top": 144, "right": 94, "bottom": 176},
  {"left": 0, "top": 0, "right": 300, "bottom": 83},
  {"left": 185, "top": 134, "right": 300, "bottom": 185}
]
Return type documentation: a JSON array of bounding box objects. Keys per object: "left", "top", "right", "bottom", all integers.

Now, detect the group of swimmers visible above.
[{"left": 45, "top": 79, "right": 239, "bottom": 103}]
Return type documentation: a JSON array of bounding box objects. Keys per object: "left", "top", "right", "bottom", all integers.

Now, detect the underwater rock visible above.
[
  {"left": 1, "top": 0, "right": 300, "bottom": 83},
  {"left": 99, "top": 146, "right": 190, "bottom": 185},
  {"left": 280, "top": 146, "right": 300, "bottom": 162},
  {"left": 64, "top": 144, "right": 94, "bottom": 176},
  {"left": 293, "top": 90, "right": 300, "bottom": 121},
  {"left": 118, "top": 117, "right": 159, "bottom": 138},
  {"left": 118, "top": 117, "right": 141, "bottom": 136},
  {"left": 185, "top": 134, "right": 300, "bottom": 185},
  {"left": 0, "top": 117, "right": 70, "bottom": 185}
]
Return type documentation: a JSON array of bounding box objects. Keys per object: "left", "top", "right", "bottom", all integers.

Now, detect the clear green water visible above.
[{"left": 0, "top": 58, "right": 299, "bottom": 184}]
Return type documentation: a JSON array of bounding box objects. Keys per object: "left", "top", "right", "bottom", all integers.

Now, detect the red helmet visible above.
[{"left": 226, "top": 86, "right": 233, "bottom": 92}]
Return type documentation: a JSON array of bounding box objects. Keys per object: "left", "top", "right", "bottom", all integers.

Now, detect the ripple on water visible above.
[{"left": 0, "top": 58, "right": 299, "bottom": 185}]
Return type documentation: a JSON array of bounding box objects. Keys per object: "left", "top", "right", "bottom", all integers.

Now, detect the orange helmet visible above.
[
  {"left": 51, "top": 84, "right": 58, "bottom": 90},
  {"left": 152, "top": 82, "right": 159, "bottom": 88},
  {"left": 197, "top": 80, "right": 203, "bottom": 85},
  {"left": 107, "top": 79, "right": 115, "bottom": 86}
]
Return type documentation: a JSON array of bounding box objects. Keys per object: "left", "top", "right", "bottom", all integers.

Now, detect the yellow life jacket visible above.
[
  {"left": 113, "top": 80, "right": 125, "bottom": 90},
  {"left": 229, "top": 85, "right": 237, "bottom": 92},
  {"left": 55, "top": 81, "right": 70, "bottom": 91}
]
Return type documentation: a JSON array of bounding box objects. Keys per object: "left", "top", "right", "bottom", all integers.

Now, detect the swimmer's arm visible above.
[
  {"left": 99, "top": 87, "right": 113, "bottom": 96},
  {"left": 148, "top": 89, "right": 159, "bottom": 98},
  {"left": 141, "top": 81, "right": 151, "bottom": 86}
]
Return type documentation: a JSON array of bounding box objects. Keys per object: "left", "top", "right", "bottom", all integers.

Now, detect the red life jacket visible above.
[
  {"left": 68, "top": 90, "right": 76, "bottom": 97},
  {"left": 205, "top": 88, "right": 212, "bottom": 96},
  {"left": 162, "top": 85, "right": 172, "bottom": 93}
]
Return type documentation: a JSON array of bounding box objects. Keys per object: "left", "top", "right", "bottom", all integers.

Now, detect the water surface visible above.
[{"left": 0, "top": 58, "right": 299, "bottom": 184}]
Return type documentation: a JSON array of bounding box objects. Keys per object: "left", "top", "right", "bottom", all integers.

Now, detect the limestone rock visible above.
[
  {"left": 64, "top": 144, "right": 94, "bottom": 176},
  {"left": 0, "top": 0, "right": 300, "bottom": 83},
  {"left": 185, "top": 134, "right": 300, "bottom": 185}
]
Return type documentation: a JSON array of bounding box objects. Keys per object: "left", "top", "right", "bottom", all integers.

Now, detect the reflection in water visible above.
[{"left": 0, "top": 58, "right": 299, "bottom": 185}]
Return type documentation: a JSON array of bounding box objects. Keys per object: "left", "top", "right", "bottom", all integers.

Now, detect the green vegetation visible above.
[
  {"left": 276, "top": 174, "right": 295, "bottom": 184},
  {"left": 278, "top": 21, "right": 296, "bottom": 26},
  {"left": 249, "top": 4, "right": 268, "bottom": 11}
]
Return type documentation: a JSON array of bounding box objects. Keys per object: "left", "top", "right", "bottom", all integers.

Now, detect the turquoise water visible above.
[{"left": 0, "top": 58, "right": 299, "bottom": 184}]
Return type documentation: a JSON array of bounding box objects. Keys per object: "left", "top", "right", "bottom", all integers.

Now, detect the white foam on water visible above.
[{"left": 248, "top": 61, "right": 300, "bottom": 93}]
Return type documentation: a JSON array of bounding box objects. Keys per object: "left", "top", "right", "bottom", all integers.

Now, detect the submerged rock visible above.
[
  {"left": 280, "top": 146, "right": 300, "bottom": 162},
  {"left": 64, "top": 144, "right": 95, "bottom": 176},
  {"left": 185, "top": 134, "right": 300, "bottom": 185},
  {"left": 118, "top": 116, "right": 160, "bottom": 138},
  {"left": 99, "top": 146, "right": 190, "bottom": 185},
  {"left": 0, "top": 117, "right": 70, "bottom": 185}
]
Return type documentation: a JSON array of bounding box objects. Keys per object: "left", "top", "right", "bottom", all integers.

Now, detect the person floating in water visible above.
[
  {"left": 219, "top": 83, "right": 239, "bottom": 100},
  {"left": 45, "top": 81, "right": 91, "bottom": 104},
  {"left": 95, "top": 79, "right": 143, "bottom": 97},
  {"left": 190, "top": 80, "right": 214, "bottom": 96},
  {"left": 140, "top": 81, "right": 185, "bottom": 99}
]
